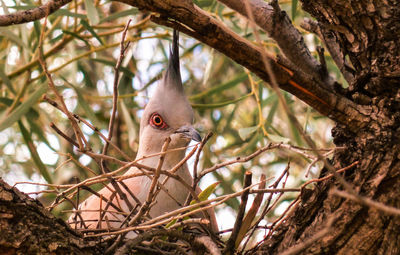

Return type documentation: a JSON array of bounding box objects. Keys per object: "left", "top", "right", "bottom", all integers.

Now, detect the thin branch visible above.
[
  {"left": 331, "top": 189, "right": 400, "bottom": 216},
  {"left": 38, "top": 15, "right": 87, "bottom": 151},
  {"left": 101, "top": 19, "right": 132, "bottom": 159},
  {"left": 279, "top": 216, "right": 335, "bottom": 255},
  {"left": 97, "top": 20, "right": 135, "bottom": 213},
  {"left": 301, "top": 18, "right": 355, "bottom": 84},
  {"left": 224, "top": 171, "right": 252, "bottom": 254},
  {"left": 127, "top": 138, "right": 171, "bottom": 228},
  {"left": 237, "top": 174, "right": 266, "bottom": 250}
]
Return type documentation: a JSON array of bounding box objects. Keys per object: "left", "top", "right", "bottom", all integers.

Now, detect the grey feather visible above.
[{"left": 163, "top": 29, "right": 183, "bottom": 91}]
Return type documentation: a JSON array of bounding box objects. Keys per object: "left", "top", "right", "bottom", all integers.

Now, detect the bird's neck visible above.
[{"left": 136, "top": 146, "right": 187, "bottom": 171}]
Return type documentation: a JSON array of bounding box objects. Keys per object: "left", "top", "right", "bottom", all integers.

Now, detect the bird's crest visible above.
[{"left": 163, "top": 29, "right": 183, "bottom": 92}]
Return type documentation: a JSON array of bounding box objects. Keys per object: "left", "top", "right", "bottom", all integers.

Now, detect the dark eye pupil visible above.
[{"left": 154, "top": 116, "right": 161, "bottom": 124}]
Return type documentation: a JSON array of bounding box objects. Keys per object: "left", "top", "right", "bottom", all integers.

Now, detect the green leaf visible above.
[
  {"left": 0, "top": 67, "right": 15, "bottom": 94},
  {"left": 0, "top": 83, "right": 46, "bottom": 132},
  {"left": 265, "top": 96, "right": 278, "bottom": 126},
  {"left": 18, "top": 120, "right": 53, "bottom": 184},
  {"left": 238, "top": 126, "right": 258, "bottom": 141},
  {"left": 99, "top": 9, "right": 138, "bottom": 23},
  {"left": 54, "top": 8, "right": 87, "bottom": 19},
  {"left": 62, "top": 79, "right": 102, "bottom": 128},
  {"left": 81, "top": 19, "right": 103, "bottom": 45},
  {"left": 0, "top": 97, "right": 13, "bottom": 108},
  {"left": 27, "top": 118, "right": 56, "bottom": 151},
  {"left": 62, "top": 30, "right": 90, "bottom": 47},
  {"left": 0, "top": 27, "right": 28, "bottom": 49},
  {"left": 192, "top": 93, "right": 251, "bottom": 109},
  {"left": 92, "top": 58, "right": 135, "bottom": 77},
  {"left": 190, "top": 72, "right": 248, "bottom": 100},
  {"left": 49, "top": 33, "right": 63, "bottom": 44},
  {"left": 84, "top": 0, "right": 100, "bottom": 25},
  {"left": 193, "top": 0, "right": 214, "bottom": 8},
  {"left": 120, "top": 100, "right": 136, "bottom": 146},
  {"left": 190, "top": 182, "right": 220, "bottom": 205},
  {"left": 292, "top": 0, "right": 298, "bottom": 20},
  {"left": 165, "top": 219, "right": 177, "bottom": 228},
  {"left": 267, "top": 134, "right": 290, "bottom": 143}
]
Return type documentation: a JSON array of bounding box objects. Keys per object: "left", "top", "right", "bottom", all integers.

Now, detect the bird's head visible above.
[{"left": 137, "top": 30, "right": 200, "bottom": 159}]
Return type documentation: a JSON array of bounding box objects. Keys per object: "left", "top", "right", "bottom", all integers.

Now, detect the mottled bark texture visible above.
[
  {"left": 0, "top": 178, "right": 105, "bottom": 254},
  {"left": 259, "top": 1, "right": 400, "bottom": 254},
  {"left": 0, "top": 0, "right": 399, "bottom": 254}
]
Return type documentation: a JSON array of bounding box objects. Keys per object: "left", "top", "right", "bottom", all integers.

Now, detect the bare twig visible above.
[
  {"left": 237, "top": 174, "right": 266, "bottom": 250},
  {"left": 38, "top": 15, "right": 88, "bottom": 151},
  {"left": 44, "top": 95, "right": 132, "bottom": 161},
  {"left": 279, "top": 216, "right": 335, "bottom": 255},
  {"left": 127, "top": 138, "right": 171, "bottom": 228},
  {"left": 224, "top": 171, "right": 252, "bottom": 254},
  {"left": 331, "top": 189, "right": 400, "bottom": 216}
]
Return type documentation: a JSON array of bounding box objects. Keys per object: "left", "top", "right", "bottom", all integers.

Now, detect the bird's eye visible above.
[{"left": 149, "top": 113, "right": 168, "bottom": 129}]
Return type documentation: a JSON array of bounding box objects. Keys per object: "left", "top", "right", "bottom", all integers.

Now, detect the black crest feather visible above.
[{"left": 164, "top": 29, "right": 183, "bottom": 91}]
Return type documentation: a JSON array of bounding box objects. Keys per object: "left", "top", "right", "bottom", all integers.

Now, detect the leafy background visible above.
[{"left": 0, "top": 0, "right": 338, "bottom": 244}]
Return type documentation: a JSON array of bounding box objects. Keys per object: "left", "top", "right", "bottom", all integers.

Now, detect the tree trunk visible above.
[
  {"left": 0, "top": 178, "right": 105, "bottom": 254},
  {"left": 259, "top": 1, "right": 400, "bottom": 254},
  {"left": 0, "top": 0, "right": 399, "bottom": 254}
]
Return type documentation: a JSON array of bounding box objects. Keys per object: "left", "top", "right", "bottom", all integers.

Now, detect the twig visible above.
[
  {"left": 44, "top": 95, "right": 132, "bottom": 161},
  {"left": 279, "top": 216, "right": 334, "bottom": 255},
  {"left": 331, "top": 189, "right": 400, "bottom": 216},
  {"left": 243, "top": 162, "right": 290, "bottom": 249},
  {"left": 224, "top": 171, "right": 252, "bottom": 254},
  {"left": 101, "top": 18, "right": 131, "bottom": 159},
  {"left": 237, "top": 174, "right": 266, "bottom": 250},
  {"left": 316, "top": 46, "right": 328, "bottom": 76},
  {"left": 184, "top": 132, "right": 214, "bottom": 207},
  {"left": 304, "top": 149, "right": 336, "bottom": 177},
  {"left": 99, "top": 19, "right": 135, "bottom": 214},
  {"left": 88, "top": 183, "right": 260, "bottom": 237},
  {"left": 194, "top": 132, "right": 214, "bottom": 181},
  {"left": 127, "top": 138, "right": 171, "bottom": 228},
  {"left": 38, "top": 14, "right": 87, "bottom": 151},
  {"left": 195, "top": 236, "right": 222, "bottom": 255},
  {"left": 250, "top": 188, "right": 300, "bottom": 194},
  {"left": 301, "top": 18, "right": 355, "bottom": 84},
  {"left": 302, "top": 161, "right": 359, "bottom": 189},
  {"left": 114, "top": 229, "right": 217, "bottom": 255},
  {"left": 199, "top": 143, "right": 274, "bottom": 178},
  {"left": 243, "top": 0, "right": 361, "bottom": 208}
]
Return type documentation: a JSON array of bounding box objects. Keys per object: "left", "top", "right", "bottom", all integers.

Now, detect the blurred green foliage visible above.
[{"left": 0, "top": 0, "right": 336, "bottom": 237}]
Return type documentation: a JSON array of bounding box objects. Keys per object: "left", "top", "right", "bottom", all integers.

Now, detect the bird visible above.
[{"left": 68, "top": 30, "right": 218, "bottom": 235}]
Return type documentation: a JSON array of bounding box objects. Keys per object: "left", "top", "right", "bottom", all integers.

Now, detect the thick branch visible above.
[
  {"left": 116, "top": 0, "right": 368, "bottom": 130},
  {"left": 0, "top": 0, "right": 368, "bottom": 129},
  {"left": 0, "top": 178, "right": 103, "bottom": 254},
  {"left": 0, "top": 0, "right": 72, "bottom": 26},
  {"left": 218, "top": 0, "right": 327, "bottom": 85}
]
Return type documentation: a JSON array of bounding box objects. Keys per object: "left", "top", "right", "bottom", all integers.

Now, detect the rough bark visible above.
[
  {"left": 0, "top": 178, "right": 105, "bottom": 254},
  {"left": 0, "top": 0, "right": 399, "bottom": 254},
  {"left": 259, "top": 0, "right": 400, "bottom": 254}
]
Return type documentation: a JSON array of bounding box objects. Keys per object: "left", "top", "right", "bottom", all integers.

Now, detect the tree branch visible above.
[
  {"left": 115, "top": 0, "right": 369, "bottom": 130},
  {"left": 0, "top": 178, "right": 104, "bottom": 254},
  {"left": 218, "top": 0, "right": 328, "bottom": 86},
  {"left": 0, "top": 0, "right": 369, "bottom": 129},
  {"left": 0, "top": 0, "right": 72, "bottom": 26}
]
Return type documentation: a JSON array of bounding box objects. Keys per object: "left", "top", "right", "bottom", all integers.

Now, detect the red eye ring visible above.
[{"left": 149, "top": 113, "right": 168, "bottom": 129}]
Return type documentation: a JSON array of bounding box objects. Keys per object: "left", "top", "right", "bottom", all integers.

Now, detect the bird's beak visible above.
[{"left": 174, "top": 126, "right": 202, "bottom": 142}]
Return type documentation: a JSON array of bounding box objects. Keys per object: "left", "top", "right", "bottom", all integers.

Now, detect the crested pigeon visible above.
[{"left": 68, "top": 30, "right": 218, "bottom": 235}]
